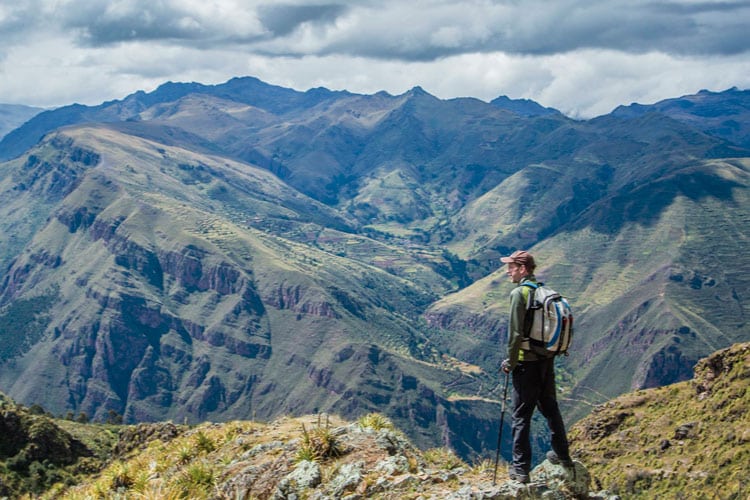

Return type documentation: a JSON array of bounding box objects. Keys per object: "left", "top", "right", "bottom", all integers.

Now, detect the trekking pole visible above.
[{"left": 492, "top": 370, "right": 510, "bottom": 485}]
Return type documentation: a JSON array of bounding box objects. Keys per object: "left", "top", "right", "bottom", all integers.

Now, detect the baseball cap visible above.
[{"left": 500, "top": 250, "right": 535, "bottom": 269}]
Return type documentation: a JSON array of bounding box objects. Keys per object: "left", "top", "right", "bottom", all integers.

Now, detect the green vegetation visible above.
[
  {"left": 570, "top": 343, "right": 750, "bottom": 498},
  {"left": 0, "top": 393, "right": 119, "bottom": 498},
  {"left": 422, "top": 447, "right": 466, "bottom": 471},
  {"left": 0, "top": 289, "right": 58, "bottom": 361},
  {"left": 175, "top": 462, "right": 217, "bottom": 498},
  {"left": 193, "top": 430, "right": 216, "bottom": 454},
  {"left": 296, "top": 417, "right": 343, "bottom": 463},
  {"left": 357, "top": 412, "right": 395, "bottom": 431}
]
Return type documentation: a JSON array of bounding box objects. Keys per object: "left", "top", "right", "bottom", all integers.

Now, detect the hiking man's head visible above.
[{"left": 501, "top": 250, "right": 536, "bottom": 283}]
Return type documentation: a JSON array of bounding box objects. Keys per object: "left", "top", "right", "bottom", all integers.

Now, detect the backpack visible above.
[{"left": 520, "top": 282, "right": 573, "bottom": 357}]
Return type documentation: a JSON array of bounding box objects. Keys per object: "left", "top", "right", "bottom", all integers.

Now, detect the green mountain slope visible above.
[
  {"left": 427, "top": 155, "right": 750, "bottom": 419},
  {"left": 0, "top": 78, "right": 748, "bottom": 462},
  {"left": 569, "top": 342, "right": 750, "bottom": 498},
  {"left": 0, "top": 125, "right": 497, "bottom": 458}
]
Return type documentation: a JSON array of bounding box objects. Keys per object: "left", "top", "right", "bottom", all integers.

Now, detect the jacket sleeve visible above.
[{"left": 506, "top": 286, "right": 527, "bottom": 370}]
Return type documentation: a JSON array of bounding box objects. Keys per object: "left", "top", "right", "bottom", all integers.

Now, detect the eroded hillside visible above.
[{"left": 1, "top": 78, "right": 749, "bottom": 463}]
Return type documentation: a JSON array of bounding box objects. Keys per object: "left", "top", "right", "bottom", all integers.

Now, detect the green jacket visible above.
[{"left": 506, "top": 275, "right": 541, "bottom": 370}]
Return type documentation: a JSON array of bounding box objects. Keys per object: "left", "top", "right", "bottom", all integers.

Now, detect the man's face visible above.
[{"left": 506, "top": 262, "right": 526, "bottom": 283}]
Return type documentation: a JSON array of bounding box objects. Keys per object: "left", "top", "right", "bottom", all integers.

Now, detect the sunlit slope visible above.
[
  {"left": 569, "top": 342, "right": 750, "bottom": 498},
  {"left": 428, "top": 157, "right": 750, "bottom": 417},
  {"left": 0, "top": 125, "right": 497, "bottom": 457}
]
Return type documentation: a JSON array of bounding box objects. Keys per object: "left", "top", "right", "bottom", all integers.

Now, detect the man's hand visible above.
[{"left": 501, "top": 359, "right": 512, "bottom": 373}]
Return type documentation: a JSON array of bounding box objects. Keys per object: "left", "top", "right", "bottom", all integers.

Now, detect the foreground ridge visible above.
[
  {"left": 569, "top": 342, "right": 750, "bottom": 498},
  {"left": 54, "top": 414, "right": 607, "bottom": 499},
  {"left": 0, "top": 403, "right": 606, "bottom": 499},
  {"left": 2, "top": 342, "right": 748, "bottom": 498}
]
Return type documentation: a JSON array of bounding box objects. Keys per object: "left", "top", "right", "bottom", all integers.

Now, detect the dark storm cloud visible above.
[
  {"left": 257, "top": 3, "right": 348, "bottom": 36},
  {"left": 642, "top": 1, "right": 750, "bottom": 55},
  {"left": 60, "top": 1, "right": 211, "bottom": 45},
  {"left": 54, "top": 1, "right": 350, "bottom": 48},
  {"left": 311, "top": 0, "right": 750, "bottom": 61},
  {"left": 5, "top": 0, "right": 750, "bottom": 58}
]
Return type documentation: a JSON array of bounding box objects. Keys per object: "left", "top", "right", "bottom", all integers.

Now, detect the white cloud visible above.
[
  {"left": 0, "top": 0, "right": 747, "bottom": 116},
  {"left": 534, "top": 50, "right": 750, "bottom": 117}
]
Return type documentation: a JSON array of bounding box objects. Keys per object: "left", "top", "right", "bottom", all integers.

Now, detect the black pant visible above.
[{"left": 510, "top": 357, "right": 570, "bottom": 473}]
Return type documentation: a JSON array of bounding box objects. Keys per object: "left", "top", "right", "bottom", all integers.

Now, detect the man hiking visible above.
[{"left": 500, "top": 250, "right": 573, "bottom": 483}]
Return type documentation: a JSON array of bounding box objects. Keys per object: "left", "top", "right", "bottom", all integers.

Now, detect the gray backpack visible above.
[{"left": 520, "top": 282, "right": 573, "bottom": 357}]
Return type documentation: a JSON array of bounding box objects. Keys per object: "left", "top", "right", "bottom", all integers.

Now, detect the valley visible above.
[{"left": 0, "top": 78, "right": 748, "bottom": 463}]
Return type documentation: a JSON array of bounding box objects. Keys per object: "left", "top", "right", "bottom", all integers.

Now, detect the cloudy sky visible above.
[{"left": 1, "top": 0, "right": 749, "bottom": 118}]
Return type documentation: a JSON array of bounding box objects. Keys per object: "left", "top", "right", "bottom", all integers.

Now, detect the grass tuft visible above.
[
  {"left": 194, "top": 431, "right": 216, "bottom": 454},
  {"left": 422, "top": 447, "right": 465, "bottom": 470},
  {"left": 357, "top": 412, "right": 394, "bottom": 431},
  {"left": 175, "top": 462, "right": 215, "bottom": 497},
  {"left": 295, "top": 421, "right": 343, "bottom": 463}
]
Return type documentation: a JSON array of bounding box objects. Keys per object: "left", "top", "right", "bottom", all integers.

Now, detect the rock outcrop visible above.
[{"left": 57, "top": 413, "right": 615, "bottom": 499}]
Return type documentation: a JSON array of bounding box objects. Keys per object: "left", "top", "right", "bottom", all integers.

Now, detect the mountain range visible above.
[
  {"left": 0, "top": 77, "right": 748, "bottom": 461},
  {"left": 0, "top": 104, "right": 43, "bottom": 141}
]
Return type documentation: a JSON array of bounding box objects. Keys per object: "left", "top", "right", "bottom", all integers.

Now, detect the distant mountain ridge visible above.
[
  {"left": 0, "top": 103, "right": 43, "bottom": 141},
  {"left": 612, "top": 87, "right": 750, "bottom": 148},
  {"left": 490, "top": 95, "right": 561, "bottom": 116},
  {"left": 0, "top": 77, "right": 349, "bottom": 162},
  {"left": 0, "top": 77, "right": 748, "bottom": 461}
]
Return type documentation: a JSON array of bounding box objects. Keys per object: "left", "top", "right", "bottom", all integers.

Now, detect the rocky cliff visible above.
[{"left": 0, "top": 394, "right": 604, "bottom": 499}]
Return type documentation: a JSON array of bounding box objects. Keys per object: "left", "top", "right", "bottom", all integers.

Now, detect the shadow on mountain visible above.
[{"left": 575, "top": 164, "right": 746, "bottom": 233}]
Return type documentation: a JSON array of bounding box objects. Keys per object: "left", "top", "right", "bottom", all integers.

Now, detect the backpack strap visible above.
[
  {"left": 520, "top": 282, "right": 544, "bottom": 309},
  {"left": 519, "top": 282, "right": 541, "bottom": 338}
]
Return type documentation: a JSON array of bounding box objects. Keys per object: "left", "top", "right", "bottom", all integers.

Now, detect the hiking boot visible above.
[
  {"left": 508, "top": 468, "right": 530, "bottom": 483},
  {"left": 546, "top": 450, "right": 574, "bottom": 468}
]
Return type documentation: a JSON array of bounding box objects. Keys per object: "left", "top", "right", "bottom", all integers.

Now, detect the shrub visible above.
[
  {"left": 295, "top": 423, "right": 343, "bottom": 463},
  {"left": 423, "top": 448, "right": 465, "bottom": 470},
  {"left": 357, "top": 413, "right": 394, "bottom": 431},
  {"left": 194, "top": 431, "right": 215, "bottom": 454}
]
